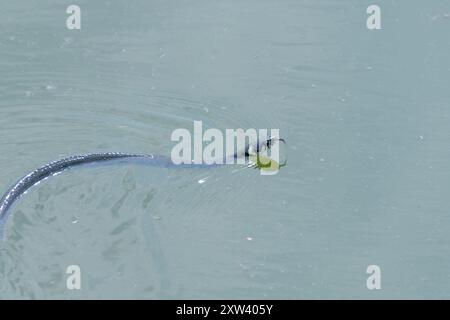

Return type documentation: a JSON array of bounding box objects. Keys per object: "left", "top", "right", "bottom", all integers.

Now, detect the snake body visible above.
[
  {"left": 0, "top": 136, "right": 281, "bottom": 239},
  {"left": 0, "top": 152, "right": 202, "bottom": 238}
]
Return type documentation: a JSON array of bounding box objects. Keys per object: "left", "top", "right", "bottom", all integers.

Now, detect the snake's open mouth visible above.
[{"left": 248, "top": 137, "right": 287, "bottom": 173}]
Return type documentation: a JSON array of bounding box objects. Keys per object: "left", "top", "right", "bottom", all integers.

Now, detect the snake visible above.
[{"left": 0, "top": 137, "right": 285, "bottom": 239}]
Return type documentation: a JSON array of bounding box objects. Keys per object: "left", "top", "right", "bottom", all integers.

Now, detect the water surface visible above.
[{"left": 1, "top": 0, "right": 450, "bottom": 299}]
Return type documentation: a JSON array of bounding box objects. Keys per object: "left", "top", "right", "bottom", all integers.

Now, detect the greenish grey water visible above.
[{"left": 0, "top": 0, "right": 449, "bottom": 299}]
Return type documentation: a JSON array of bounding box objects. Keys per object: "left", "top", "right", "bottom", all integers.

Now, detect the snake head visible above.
[
  {"left": 246, "top": 136, "right": 286, "bottom": 157},
  {"left": 246, "top": 136, "right": 287, "bottom": 173}
]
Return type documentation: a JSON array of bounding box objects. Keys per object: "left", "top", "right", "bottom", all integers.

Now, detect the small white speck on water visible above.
[
  {"left": 320, "top": 158, "right": 325, "bottom": 162},
  {"left": 72, "top": 218, "right": 78, "bottom": 224},
  {"left": 239, "top": 263, "right": 251, "bottom": 271},
  {"left": 419, "top": 135, "right": 424, "bottom": 140},
  {"left": 198, "top": 178, "right": 208, "bottom": 184},
  {"left": 63, "top": 37, "right": 73, "bottom": 44},
  {"left": 152, "top": 215, "right": 161, "bottom": 220},
  {"left": 203, "top": 107, "right": 209, "bottom": 113},
  {"left": 246, "top": 237, "right": 253, "bottom": 241},
  {"left": 45, "top": 83, "right": 56, "bottom": 91}
]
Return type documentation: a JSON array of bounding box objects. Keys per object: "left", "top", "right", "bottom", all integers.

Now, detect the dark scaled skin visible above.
[
  {"left": 0, "top": 153, "right": 160, "bottom": 222},
  {"left": 0, "top": 137, "right": 283, "bottom": 238}
]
